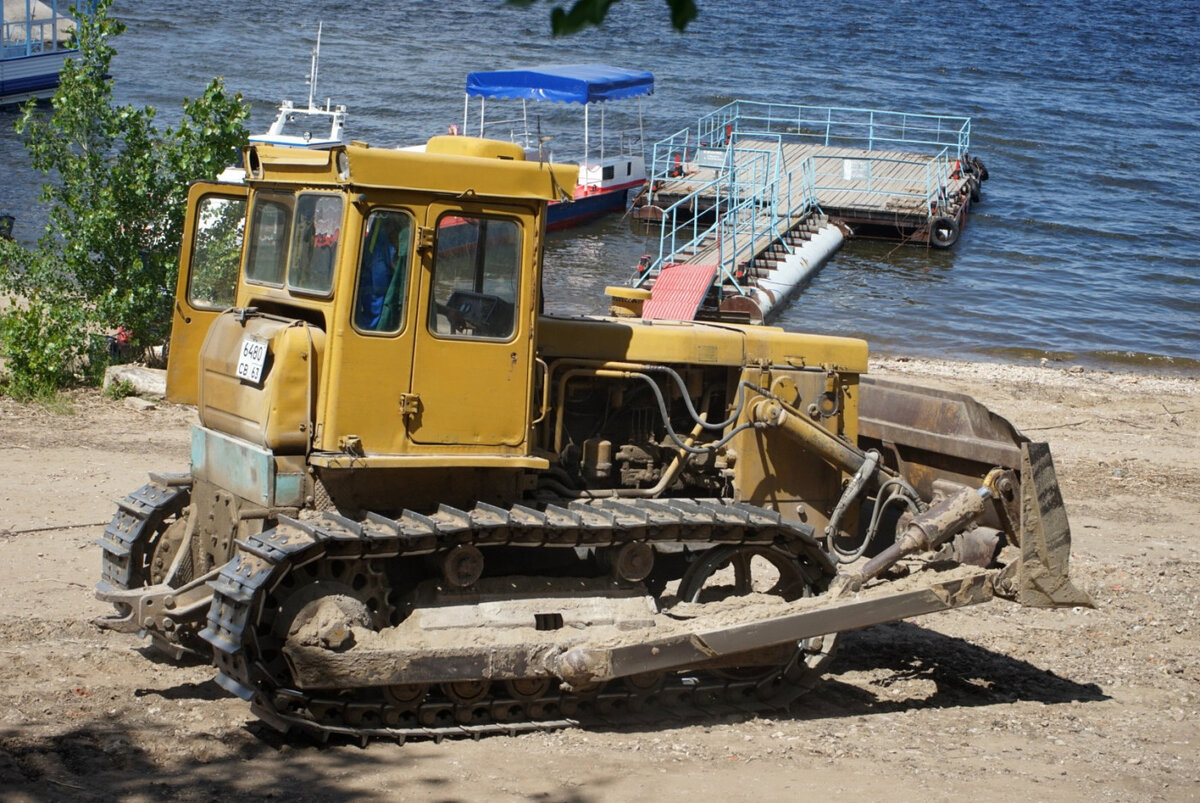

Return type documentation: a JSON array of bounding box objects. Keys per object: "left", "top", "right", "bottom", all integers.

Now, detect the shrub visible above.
[{"left": 0, "top": 0, "right": 248, "bottom": 395}]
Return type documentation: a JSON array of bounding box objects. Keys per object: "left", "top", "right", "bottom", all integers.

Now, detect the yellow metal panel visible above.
[
  {"left": 406, "top": 201, "right": 539, "bottom": 450},
  {"left": 425, "top": 135, "right": 525, "bottom": 160},
  {"left": 347, "top": 145, "right": 577, "bottom": 201},
  {"left": 244, "top": 145, "right": 337, "bottom": 184},
  {"left": 248, "top": 141, "right": 578, "bottom": 203},
  {"left": 730, "top": 368, "right": 857, "bottom": 530},
  {"left": 308, "top": 453, "right": 549, "bottom": 470},
  {"left": 538, "top": 315, "right": 869, "bottom": 373},
  {"left": 539, "top": 316, "right": 745, "bottom": 364},
  {"left": 197, "top": 313, "right": 324, "bottom": 453},
  {"left": 310, "top": 205, "right": 417, "bottom": 456},
  {"left": 250, "top": 146, "right": 334, "bottom": 167},
  {"left": 166, "top": 182, "right": 250, "bottom": 405}
]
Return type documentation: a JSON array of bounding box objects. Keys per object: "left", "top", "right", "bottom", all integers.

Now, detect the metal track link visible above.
[
  {"left": 201, "top": 497, "right": 831, "bottom": 742},
  {"left": 96, "top": 479, "right": 190, "bottom": 593}
]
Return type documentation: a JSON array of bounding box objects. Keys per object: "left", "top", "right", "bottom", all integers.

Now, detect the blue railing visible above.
[
  {"left": 635, "top": 137, "right": 819, "bottom": 292},
  {"left": 809, "top": 148, "right": 957, "bottom": 210},
  {"left": 695, "top": 100, "right": 971, "bottom": 160},
  {"left": 1, "top": 0, "right": 81, "bottom": 59},
  {"left": 650, "top": 101, "right": 970, "bottom": 187}
]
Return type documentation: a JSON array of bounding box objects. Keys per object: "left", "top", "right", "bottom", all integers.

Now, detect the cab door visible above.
[
  {"left": 165, "top": 182, "right": 249, "bottom": 404},
  {"left": 318, "top": 205, "right": 420, "bottom": 455},
  {"left": 407, "top": 204, "right": 537, "bottom": 450}
]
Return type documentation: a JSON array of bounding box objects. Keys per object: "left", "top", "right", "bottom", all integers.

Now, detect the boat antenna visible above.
[{"left": 306, "top": 21, "right": 323, "bottom": 111}]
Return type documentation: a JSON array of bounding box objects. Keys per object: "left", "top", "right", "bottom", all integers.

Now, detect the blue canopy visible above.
[{"left": 465, "top": 64, "right": 654, "bottom": 105}]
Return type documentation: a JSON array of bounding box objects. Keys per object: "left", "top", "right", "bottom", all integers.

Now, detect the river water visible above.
[{"left": 2, "top": 0, "right": 1197, "bottom": 372}]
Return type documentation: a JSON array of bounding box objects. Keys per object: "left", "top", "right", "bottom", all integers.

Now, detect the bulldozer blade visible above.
[
  {"left": 858, "top": 378, "right": 1090, "bottom": 608},
  {"left": 857, "top": 376, "right": 1026, "bottom": 497},
  {"left": 1017, "top": 442, "right": 1093, "bottom": 608}
]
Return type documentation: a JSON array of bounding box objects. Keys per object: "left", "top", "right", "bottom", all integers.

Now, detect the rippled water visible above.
[{"left": 2, "top": 0, "right": 1197, "bottom": 372}]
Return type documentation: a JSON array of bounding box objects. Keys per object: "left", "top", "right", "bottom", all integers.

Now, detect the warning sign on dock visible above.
[{"left": 843, "top": 159, "right": 868, "bottom": 181}]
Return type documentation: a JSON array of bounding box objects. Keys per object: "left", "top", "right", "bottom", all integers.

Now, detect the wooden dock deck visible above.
[{"left": 653, "top": 139, "right": 972, "bottom": 223}]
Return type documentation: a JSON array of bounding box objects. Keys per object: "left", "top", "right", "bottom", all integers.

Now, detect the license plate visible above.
[{"left": 235, "top": 335, "right": 268, "bottom": 384}]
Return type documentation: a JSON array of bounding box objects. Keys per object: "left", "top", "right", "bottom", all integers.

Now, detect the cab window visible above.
[
  {"left": 428, "top": 215, "right": 521, "bottom": 339},
  {"left": 187, "top": 194, "right": 246, "bottom": 310},
  {"left": 288, "top": 194, "right": 343, "bottom": 295},
  {"left": 354, "top": 210, "right": 413, "bottom": 334},
  {"left": 245, "top": 194, "right": 291, "bottom": 285}
]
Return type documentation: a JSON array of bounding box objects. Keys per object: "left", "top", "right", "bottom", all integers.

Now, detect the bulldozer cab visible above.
[{"left": 164, "top": 139, "right": 574, "bottom": 463}]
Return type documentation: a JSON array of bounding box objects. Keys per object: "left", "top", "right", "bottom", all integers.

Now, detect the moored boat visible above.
[
  {"left": 250, "top": 97, "right": 347, "bottom": 150},
  {"left": 248, "top": 22, "right": 348, "bottom": 150},
  {"left": 462, "top": 64, "right": 653, "bottom": 230}
]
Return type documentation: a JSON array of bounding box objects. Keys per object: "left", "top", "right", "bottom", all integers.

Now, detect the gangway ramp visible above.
[{"left": 630, "top": 128, "right": 849, "bottom": 323}]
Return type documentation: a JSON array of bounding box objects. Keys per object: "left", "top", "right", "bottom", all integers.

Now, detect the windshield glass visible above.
[{"left": 288, "top": 194, "right": 343, "bottom": 295}]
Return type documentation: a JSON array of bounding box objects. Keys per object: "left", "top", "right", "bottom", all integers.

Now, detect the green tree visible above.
[
  {"left": 508, "top": 0, "right": 699, "bottom": 35},
  {"left": 0, "top": 0, "right": 248, "bottom": 397}
]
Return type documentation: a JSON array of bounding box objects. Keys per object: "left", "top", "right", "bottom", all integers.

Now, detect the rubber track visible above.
[{"left": 201, "top": 497, "right": 834, "bottom": 742}]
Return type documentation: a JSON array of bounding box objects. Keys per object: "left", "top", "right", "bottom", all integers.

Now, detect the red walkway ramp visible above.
[{"left": 641, "top": 263, "right": 718, "bottom": 321}]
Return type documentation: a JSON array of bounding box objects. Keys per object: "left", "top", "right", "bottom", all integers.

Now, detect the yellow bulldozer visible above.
[{"left": 96, "top": 135, "right": 1088, "bottom": 740}]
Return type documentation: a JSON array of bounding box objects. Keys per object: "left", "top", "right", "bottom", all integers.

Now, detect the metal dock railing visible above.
[{"left": 624, "top": 101, "right": 987, "bottom": 323}]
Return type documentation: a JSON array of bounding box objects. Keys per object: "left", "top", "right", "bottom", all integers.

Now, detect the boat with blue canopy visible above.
[{"left": 463, "top": 64, "right": 653, "bottom": 230}]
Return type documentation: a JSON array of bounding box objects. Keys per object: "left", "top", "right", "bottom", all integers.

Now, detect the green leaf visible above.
[{"left": 509, "top": 0, "right": 698, "bottom": 35}]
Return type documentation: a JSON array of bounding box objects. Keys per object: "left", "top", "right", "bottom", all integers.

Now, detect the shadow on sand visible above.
[
  {"left": 0, "top": 621, "right": 1106, "bottom": 801},
  {"left": 797, "top": 620, "right": 1108, "bottom": 715}
]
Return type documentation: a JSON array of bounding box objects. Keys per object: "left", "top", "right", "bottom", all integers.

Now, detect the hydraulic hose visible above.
[{"left": 825, "top": 450, "right": 879, "bottom": 563}]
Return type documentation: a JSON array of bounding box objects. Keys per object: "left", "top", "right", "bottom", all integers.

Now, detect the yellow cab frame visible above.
[{"left": 165, "top": 137, "right": 579, "bottom": 471}]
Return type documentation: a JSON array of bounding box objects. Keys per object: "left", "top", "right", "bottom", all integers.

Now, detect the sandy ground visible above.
[{"left": 0, "top": 357, "right": 1197, "bottom": 802}]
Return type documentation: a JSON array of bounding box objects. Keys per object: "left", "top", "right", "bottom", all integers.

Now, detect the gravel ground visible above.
[{"left": 0, "top": 357, "right": 1196, "bottom": 802}]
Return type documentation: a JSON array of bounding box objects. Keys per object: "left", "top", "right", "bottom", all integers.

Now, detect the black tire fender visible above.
[
  {"left": 930, "top": 215, "right": 961, "bottom": 248},
  {"left": 971, "top": 156, "right": 990, "bottom": 181}
]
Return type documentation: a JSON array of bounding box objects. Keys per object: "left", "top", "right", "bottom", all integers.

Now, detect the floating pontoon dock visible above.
[{"left": 619, "top": 101, "right": 987, "bottom": 323}]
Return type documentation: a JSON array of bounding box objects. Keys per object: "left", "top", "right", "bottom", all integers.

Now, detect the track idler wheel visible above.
[
  {"left": 440, "top": 544, "right": 484, "bottom": 588},
  {"left": 383, "top": 684, "right": 429, "bottom": 708},
  {"left": 678, "top": 544, "right": 837, "bottom": 683},
  {"left": 604, "top": 541, "right": 655, "bottom": 584}
]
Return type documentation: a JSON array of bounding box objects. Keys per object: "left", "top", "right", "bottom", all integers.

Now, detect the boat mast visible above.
[
  {"left": 307, "top": 21, "right": 323, "bottom": 111},
  {"left": 522, "top": 99, "right": 529, "bottom": 149}
]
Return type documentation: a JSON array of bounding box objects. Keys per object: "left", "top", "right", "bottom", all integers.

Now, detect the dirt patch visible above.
[{"left": 0, "top": 361, "right": 1197, "bottom": 802}]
